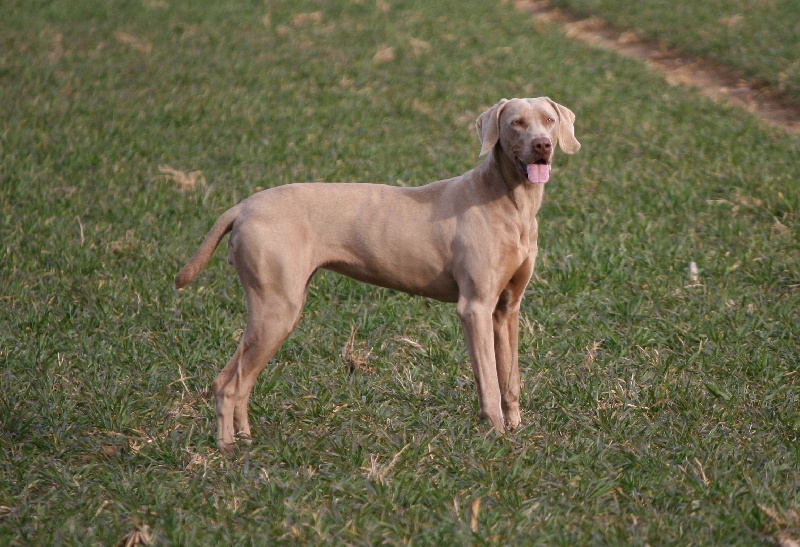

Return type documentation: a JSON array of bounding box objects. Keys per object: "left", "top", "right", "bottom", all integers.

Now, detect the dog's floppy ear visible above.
[
  {"left": 542, "top": 98, "right": 580, "bottom": 154},
  {"left": 476, "top": 99, "right": 509, "bottom": 156}
]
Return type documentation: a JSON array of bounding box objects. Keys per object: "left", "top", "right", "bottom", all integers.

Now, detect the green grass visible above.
[
  {"left": 1, "top": 0, "right": 799, "bottom": 543},
  {"left": 546, "top": 0, "right": 800, "bottom": 102}
]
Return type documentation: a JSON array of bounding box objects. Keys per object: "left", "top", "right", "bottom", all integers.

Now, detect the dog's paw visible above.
[
  {"left": 504, "top": 409, "right": 521, "bottom": 431},
  {"left": 218, "top": 441, "right": 238, "bottom": 456}
]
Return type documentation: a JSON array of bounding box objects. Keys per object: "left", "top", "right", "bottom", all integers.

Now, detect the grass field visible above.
[
  {"left": 1, "top": 0, "right": 799, "bottom": 543},
  {"left": 547, "top": 0, "right": 800, "bottom": 102}
]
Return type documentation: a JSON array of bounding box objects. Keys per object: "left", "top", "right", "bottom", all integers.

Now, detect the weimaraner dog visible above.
[{"left": 176, "top": 97, "right": 580, "bottom": 453}]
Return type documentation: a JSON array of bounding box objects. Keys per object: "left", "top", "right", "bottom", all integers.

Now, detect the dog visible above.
[{"left": 175, "top": 97, "right": 580, "bottom": 452}]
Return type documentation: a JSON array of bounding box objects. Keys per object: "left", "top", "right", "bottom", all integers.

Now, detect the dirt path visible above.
[{"left": 514, "top": 0, "right": 800, "bottom": 135}]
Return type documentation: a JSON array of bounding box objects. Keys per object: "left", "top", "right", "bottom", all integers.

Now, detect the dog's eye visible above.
[
  {"left": 546, "top": 117, "right": 556, "bottom": 124},
  {"left": 511, "top": 118, "right": 525, "bottom": 127}
]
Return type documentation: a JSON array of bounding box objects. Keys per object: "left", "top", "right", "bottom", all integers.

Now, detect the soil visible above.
[{"left": 514, "top": 0, "right": 800, "bottom": 135}]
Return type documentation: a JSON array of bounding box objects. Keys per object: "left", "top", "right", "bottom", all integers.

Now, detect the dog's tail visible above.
[{"left": 175, "top": 204, "right": 242, "bottom": 289}]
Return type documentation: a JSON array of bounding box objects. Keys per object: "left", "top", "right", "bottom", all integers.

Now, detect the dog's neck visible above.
[{"left": 483, "top": 147, "right": 545, "bottom": 221}]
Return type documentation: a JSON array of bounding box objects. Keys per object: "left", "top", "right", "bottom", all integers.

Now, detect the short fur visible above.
[{"left": 176, "top": 98, "right": 580, "bottom": 453}]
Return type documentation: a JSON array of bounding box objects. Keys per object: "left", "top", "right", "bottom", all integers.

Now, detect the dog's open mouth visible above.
[{"left": 516, "top": 156, "right": 551, "bottom": 184}]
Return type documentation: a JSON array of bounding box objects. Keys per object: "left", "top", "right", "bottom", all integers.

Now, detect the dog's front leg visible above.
[
  {"left": 457, "top": 297, "right": 505, "bottom": 433},
  {"left": 492, "top": 262, "right": 532, "bottom": 430},
  {"left": 493, "top": 303, "right": 521, "bottom": 430}
]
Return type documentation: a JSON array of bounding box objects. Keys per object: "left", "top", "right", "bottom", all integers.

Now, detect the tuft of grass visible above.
[{"left": 1, "top": 0, "right": 799, "bottom": 544}]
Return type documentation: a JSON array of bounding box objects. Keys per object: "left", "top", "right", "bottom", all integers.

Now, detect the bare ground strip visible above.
[{"left": 514, "top": 0, "right": 800, "bottom": 135}]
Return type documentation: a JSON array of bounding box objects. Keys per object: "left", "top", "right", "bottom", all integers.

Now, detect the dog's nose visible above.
[{"left": 532, "top": 137, "right": 552, "bottom": 156}]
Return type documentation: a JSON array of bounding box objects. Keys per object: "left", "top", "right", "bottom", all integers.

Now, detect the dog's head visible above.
[{"left": 476, "top": 97, "right": 580, "bottom": 184}]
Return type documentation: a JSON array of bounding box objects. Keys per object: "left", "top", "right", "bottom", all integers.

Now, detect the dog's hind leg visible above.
[{"left": 212, "top": 281, "right": 306, "bottom": 454}]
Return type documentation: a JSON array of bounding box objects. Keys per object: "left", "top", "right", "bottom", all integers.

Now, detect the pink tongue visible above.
[{"left": 526, "top": 163, "right": 550, "bottom": 184}]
